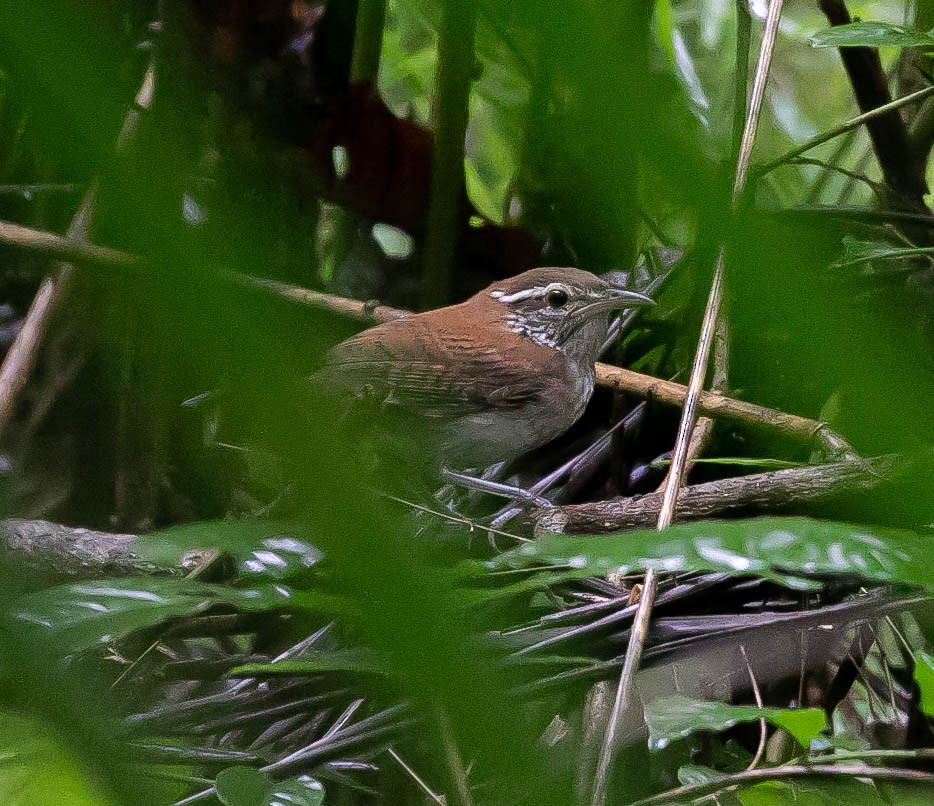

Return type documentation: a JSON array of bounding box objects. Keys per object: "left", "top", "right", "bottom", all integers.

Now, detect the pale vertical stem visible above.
[
  {"left": 732, "top": 0, "right": 751, "bottom": 164},
  {"left": 733, "top": 0, "right": 784, "bottom": 195},
  {"left": 589, "top": 570, "right": 658, "bottom": 806},
  {"left": 656, "top": 256, "right": 725, "bottom": 527},
  {"left": 590, "top": 3, "right": 785, "bottom": 803}
]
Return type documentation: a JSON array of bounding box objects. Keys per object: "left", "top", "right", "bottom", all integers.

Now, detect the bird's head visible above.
[{"left": 486, "top": 267, "right": 654, "bottom": 364}]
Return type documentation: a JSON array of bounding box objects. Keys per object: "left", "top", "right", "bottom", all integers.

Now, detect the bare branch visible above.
[{"left": 536, "top": 455, "right": 900, "bottom": 535}]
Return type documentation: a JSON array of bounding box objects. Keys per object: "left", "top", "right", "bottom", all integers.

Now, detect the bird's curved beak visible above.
[{"left": 578, "top": 287, "right": 656, "bottom": 318}]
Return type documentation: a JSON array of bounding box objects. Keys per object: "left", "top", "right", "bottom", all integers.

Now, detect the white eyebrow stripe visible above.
[{"left": 492, "top": 286, "right": 547, "bottom": 304}]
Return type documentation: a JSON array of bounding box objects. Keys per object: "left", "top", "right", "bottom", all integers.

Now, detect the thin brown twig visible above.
[
  {"left": 0, "top": 194, "right": 97, "bottom": 439},
  {"left": 739, "top": 644, "right": 767, "bottom": 771},
  {"left": 0, "top": 219, "right": 857, "bottom": 458}
]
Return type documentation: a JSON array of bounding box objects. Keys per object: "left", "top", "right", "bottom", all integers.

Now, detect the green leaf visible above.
[
  {"left": 0, "top": 711, "right": 116, "bottom": 806},
  {"left": 739, "top": 778, "right": 906, "bottom": 805},
  {"left": 914, "top": 651, "right": 934, "bottom": 717},
  {"left": 489, "top": 517, "right": 934, "bottom": 591},
  {"left": 217, "top": 767, "right": 269, "bottom": 806},
  {"left": 677, "top": 764, "right": 724, "bottom": 785},
  {"left": 831, "top": 235, "right": 934, "bottom": 271},
  {"left": 216, "top": 767, "right": 325, "bottom": 806},
  {"left": 11, "top": 577, "right": 294, "bottom": 655},
  {"left": 645, "top": 695, "right": 825, "bottom": 751},
  {"left": 230, "top": 647, "right": 387, "bottom": 678},
  {"left": 134, "top": 521, "right": 323, "bottom": 582},
  {"left": 768, "top": 709, "right": 827, "bottom": 748},
  {"left": 810, "top": 22, "right": 934, "bottom": 49},
  {"left": 266, "top": 776, "right": 326, "bottom": 806}
]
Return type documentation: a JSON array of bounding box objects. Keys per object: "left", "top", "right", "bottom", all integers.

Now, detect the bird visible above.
[{"left": 315, "top": 267, "right": 654, "bottom": 477}]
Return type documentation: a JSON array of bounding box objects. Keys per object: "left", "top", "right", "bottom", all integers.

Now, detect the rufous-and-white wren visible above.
[{"left": 316, "top": 267, "right": 653, "bottom": 473}]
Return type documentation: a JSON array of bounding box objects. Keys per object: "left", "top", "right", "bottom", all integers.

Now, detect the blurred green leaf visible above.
[
  {"left": 11, "top": 578, "right": 294, "bottom": 655},
  {"left": 914, "top": 651, "right": 934, "bottom": 717},
  {"left": 216, "top": 767, "right": 325, "bottom": 806},
  {"left": 738, "top": 778, "right": 925, "bottom": 805},
  {"left": 645, "top": 695, "right": 824, "bottom": 751},
  {"left": 0, "top": 711, "right": 115, "bottom": 806},
  {"left": 810, "top": 22, "right": 934, "bottom": 49},
  {"left": 135, "top": 521, "right": 322, "bottom": 582},
  {"left": 217, "top": 767, "right": 269, "bottom": 806},
  {"left": 490, "top": 517, "right": 934, "bottom": 591}
]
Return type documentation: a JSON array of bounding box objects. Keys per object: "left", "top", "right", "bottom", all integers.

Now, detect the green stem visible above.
[
  {"left": 759, "top": 84, "right": 934, "bottom": 176},
  {"left": 421, "top": 0, "right": 479, "bottom": 308},
  {"left": 351, "top": 0, "right": 387, "bottom": 84}
]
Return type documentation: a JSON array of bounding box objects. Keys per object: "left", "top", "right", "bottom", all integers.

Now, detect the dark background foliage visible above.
[{"left": 0, "top": 0, "right": 931, "bottom": 804}]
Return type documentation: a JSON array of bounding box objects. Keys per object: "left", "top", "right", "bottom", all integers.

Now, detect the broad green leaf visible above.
[
  {"left": 810, "top": 23, "right": 934, "bottom": 49},
  {"left": 216, "top": 767, "right": 325, "bottom": 806},
  {"left": 914, "top": 651, "right": 934, "bottom": 717},
  {"left": 11, "top": 577, "right": 294, "bottom": 655},
  {"left": 0, "top": 711, "right": 114, "bottom": 806},
  {"left": 135, "top": 521, "right": 322, "bottom": 581},
  {"left": 645, "top": 695, "right": 824, "bottom": 751},
  {"left": 489, "top": 517, "right": 934, "bottom": 591}
]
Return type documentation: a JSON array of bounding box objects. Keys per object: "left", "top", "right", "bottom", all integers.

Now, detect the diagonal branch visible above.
[
  {"left": 0, "top": 62, "right": 154, "bottom": 441},
  {"left": 0, "top": 218, "right": 856, "bottom": 459}
]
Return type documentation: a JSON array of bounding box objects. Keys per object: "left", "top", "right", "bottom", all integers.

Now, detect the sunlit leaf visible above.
[
  {"left": 645, "top": 695, "right": 824, "bottom": 751},
  {"left": 216, "top": 767, "right": 325, "bottom": 806},
  {"left": 489, "top": 517, "right": 934, "bottom": 591},
  {"left": 266, "top": 776, "right": 326, "bottom": 806},
  {"left": 914, "top": 651, "right": 934, "bottom": 717},
  {"left": 810, "top": 22, "right": 934, "bottom": 49},
  {"left": 653, "top": 0, "right": 709, "bottom": 126}
]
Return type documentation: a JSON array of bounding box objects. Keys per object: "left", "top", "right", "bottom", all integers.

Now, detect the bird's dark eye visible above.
[{"left": 546, "top": 288, "right": 569, "bottom": 308}]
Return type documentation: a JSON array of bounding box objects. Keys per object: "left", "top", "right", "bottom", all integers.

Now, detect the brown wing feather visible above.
[{"left": 316, "top": 312, "right": 548, "bottom": 417}]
